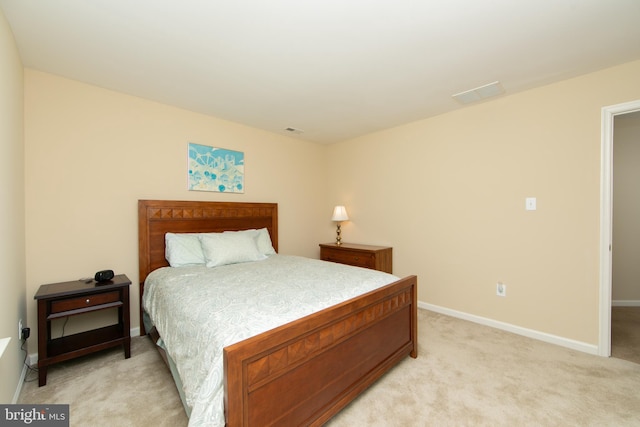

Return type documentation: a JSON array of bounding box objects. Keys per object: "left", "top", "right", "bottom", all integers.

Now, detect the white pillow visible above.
[
  {"left": 255, "top": 228, "right": 277, "bottom": 255},
  {"left": 165, "top": 233, "right": 206, "bottom": 267},
  {"left": 225, "top": 228, "right": 276, "bottom": 256},
  {"left": 199, "top": 232, "right": 267, "bottom": 268}
]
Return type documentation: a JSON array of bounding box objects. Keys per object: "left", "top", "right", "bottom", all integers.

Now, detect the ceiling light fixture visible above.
[{"left": 452, "top": 81, "right": 505, "bottom": 105}]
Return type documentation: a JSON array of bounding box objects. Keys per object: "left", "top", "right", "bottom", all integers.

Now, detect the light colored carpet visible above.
[
  {"left": 19, "top": 337, "right": 188, "bottom": 426},
  {"left": 19, "top": 310, "right": 640, "bottom": 426},
  {"left": 611, "top": 306, "right": 640, "bottom": 365}
]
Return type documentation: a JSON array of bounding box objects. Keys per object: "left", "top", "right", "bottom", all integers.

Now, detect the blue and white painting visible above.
[{"left": 188, "top": 143, "right": 244, "bottom": 193}]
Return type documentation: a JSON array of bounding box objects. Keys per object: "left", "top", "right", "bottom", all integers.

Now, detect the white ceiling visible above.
[{"left": 2, "top": 0, "right": 640, "bottom": 144}]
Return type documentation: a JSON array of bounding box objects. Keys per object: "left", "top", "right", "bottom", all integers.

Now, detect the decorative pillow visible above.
[
  {"left": 165, "top": 233, "right": 206, "bottom": 267},
  {"left": 225, "top": 228, "right": 276, "bottom": 256},
  {"left": 199, "top": 232, "right": 267, "bottom": 268}
]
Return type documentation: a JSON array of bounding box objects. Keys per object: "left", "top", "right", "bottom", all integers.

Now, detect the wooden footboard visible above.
[{"left": 224, "top": 275, "right": 418, "bottom": 426}]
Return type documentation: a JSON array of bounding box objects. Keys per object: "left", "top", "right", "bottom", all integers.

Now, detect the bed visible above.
[{"left": 138, "top": 199, "right": 418, "bottom": 426}]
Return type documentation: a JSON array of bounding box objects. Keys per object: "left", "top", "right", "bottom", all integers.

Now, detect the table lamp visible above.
[{"left": 331, "top": 205, "right": 349, "bottom": 245}]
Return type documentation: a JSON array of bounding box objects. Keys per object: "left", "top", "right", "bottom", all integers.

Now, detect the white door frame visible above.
[{"left": 599, "top": 100, "right": 640, "bottom": 356}]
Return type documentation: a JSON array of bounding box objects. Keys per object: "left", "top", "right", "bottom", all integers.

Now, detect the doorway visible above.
[
  {"left": 611, "top": 111, "right": 640, "bottom": 363},
  {"left": 599, "top": 100, "right": 640, "bottom": 357}
]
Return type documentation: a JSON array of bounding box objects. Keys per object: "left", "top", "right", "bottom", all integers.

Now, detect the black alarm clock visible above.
[{"left": 94, "top": 269, "right": 114, "bottom": 283}]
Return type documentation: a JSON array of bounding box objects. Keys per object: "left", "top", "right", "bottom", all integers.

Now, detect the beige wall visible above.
[
  {"left": 612, "top": 111, "right": 640, "bottom": 302},
  {"left": 17, "top": 51, "right": 640, "bottom": 367},
  {"left": 0, "top": 10, "right": 25, "bottom": 403},
  {"left": 24, "top": 70, "right": 328, "bottom": 341},
  {"left": 328, "top": 60, "right": 640, "bottom": 345}
]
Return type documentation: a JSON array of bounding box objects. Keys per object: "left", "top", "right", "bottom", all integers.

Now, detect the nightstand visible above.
[
  {"left": 34, "top": 274, "right": 132, "bottom": 386},
  {"left": 319, "top": 243, "right": 393, "bottom": 273}
]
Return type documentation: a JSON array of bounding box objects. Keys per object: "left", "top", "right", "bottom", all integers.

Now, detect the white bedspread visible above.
[{"left": 142, "top": 254, "right": 399, "bottom": 427}]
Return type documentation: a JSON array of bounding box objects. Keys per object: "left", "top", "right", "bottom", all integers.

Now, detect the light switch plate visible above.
[{"left": 525, "top": 197, "right": 537, "bottom": 211}]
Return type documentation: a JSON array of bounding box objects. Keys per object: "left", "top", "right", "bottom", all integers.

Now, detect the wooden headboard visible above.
[{"left": 138, "top": 200, "right": 278, "bottom": 332}]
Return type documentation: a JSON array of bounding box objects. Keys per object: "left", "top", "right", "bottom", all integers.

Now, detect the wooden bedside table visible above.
[
  {"left": 34, "top": 274, "right": 132, "bottom": 386},
  {"left": 319, "top": 243, "right": 393, "bottom": 273}
]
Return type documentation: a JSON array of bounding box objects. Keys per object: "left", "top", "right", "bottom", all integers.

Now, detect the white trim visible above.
[
  {"left": 27, "top": 352, "right": 37, "bottom": 366},
  {"left": 0, "top": 337, "right": 10, "bottom": 359},
  {"left": 612, "top": 300, "right": 640, "bottom": 307},
  {"left": 420, "top": 302, "right": 599, "bottom": 355},
  {"left": 600, "top": 105, "right": 614, "bottom": 357},
  {"left": 599, "top": 100, "right": 640, "bottom": 357},
  {"left": 13, "top": 360, "right": 28, "bottom": 404}
]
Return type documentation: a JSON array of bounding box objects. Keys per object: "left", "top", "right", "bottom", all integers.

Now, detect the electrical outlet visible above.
[
  {"left": 496, "top": 282, "right": 506, "bottom": 297},
  {"left": 21, "top": 327, "right": 30, "bottom": 340},
  {"left": 18, "top": 319, "right": 23, "bottom": 338}
]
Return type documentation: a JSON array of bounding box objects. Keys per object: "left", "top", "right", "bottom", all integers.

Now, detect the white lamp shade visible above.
[{"left": 331, "top": 205, "right": 349, "bottom": 221}]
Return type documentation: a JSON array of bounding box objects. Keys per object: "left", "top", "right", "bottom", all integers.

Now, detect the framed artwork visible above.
[{"left": 188, "top": 143, "right": 244, "bottom": 193}]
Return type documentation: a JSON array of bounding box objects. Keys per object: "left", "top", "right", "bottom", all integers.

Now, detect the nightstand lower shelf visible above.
[{"left": 47, "top": 325, "right": 130, "bottom": 361}]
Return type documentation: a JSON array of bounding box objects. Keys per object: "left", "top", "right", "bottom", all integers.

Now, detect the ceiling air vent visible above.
[
  {"left": 284, "top": 127, "right": 304, "bottom": 135},
  {"left": 452, "top": 81, "right": 504, "bottom": 105}
]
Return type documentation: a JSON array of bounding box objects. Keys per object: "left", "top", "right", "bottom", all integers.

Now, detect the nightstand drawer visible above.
[
  {"left": 322, "top": 248, "right": 375, "bottom": 269},
  {"left": 50, "top": 290, "right": 121, "bottom": 314},
  {"left": 319, "top": 243, "right": 393, "bottom": 273}
]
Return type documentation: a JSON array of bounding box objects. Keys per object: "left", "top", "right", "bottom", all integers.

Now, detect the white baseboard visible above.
[
  {"left": 612, "top": 300, "right": 640, "bottom": 307},
  {"left": 27, "top": 352, "right": 37, "bottom": 366},
  {"left": 419, "top": 301, "right": 599, "bottom": 356},
  {"left": 13, "top": 360, "right": 28, "bottom": 404}
]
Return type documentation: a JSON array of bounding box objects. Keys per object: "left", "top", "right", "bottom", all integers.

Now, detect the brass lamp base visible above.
[{"left": 335, "top": 223, "right": 342, "bottom": 245}]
